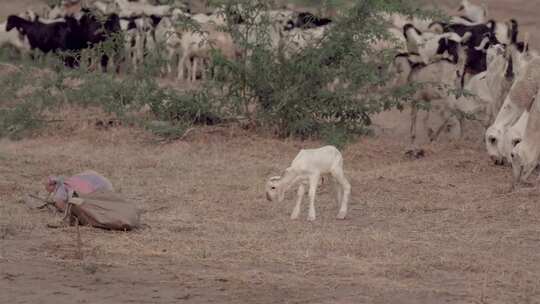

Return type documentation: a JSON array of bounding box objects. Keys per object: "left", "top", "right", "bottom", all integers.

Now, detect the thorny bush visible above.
[{"left": 0, "top": 0, "right": 439, "bottom": 146}]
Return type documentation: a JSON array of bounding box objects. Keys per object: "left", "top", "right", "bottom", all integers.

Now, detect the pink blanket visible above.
[{"left": 49, "top": 170, "right": 113, "bottom": 205}]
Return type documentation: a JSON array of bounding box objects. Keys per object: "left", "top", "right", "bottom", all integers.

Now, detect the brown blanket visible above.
[{"left": 68, "top": 190, "right": 140, "bottom": 231}]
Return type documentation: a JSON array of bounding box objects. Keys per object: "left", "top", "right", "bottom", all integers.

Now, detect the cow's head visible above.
[{"left": 485, "top": 126, "right": 506, "bottom": 165}]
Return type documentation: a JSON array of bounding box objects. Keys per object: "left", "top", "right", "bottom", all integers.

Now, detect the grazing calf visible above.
[{"left": 265, "top": 146, "right": 351, "bottom": 221}]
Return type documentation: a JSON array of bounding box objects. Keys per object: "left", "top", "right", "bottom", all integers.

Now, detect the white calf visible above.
[{"left": 265, "top": 146, "right": 351, "bottom": 221}]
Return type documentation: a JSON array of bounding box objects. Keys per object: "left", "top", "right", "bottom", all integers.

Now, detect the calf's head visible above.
[{"left": 265, "top": 176, "right": 285, "bottom": 202}]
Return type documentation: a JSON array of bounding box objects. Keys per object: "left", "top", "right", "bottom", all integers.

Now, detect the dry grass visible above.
[
  {"left": 1, "top": 115, "right": 540, "bottom": 303},
  {"left": 2, "top": 0, "right": 540, "bottom": 302}
]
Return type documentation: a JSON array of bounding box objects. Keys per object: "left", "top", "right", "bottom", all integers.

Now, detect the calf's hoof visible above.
[{"left": 336, "top": 212, "right": 347, "bottom": 220}]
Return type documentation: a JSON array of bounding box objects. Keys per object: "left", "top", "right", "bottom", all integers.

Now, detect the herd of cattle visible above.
[
  {"left": 0, "top": 0, "right": 331, "bottom": 79},
  {"left": 1, "top": 0, "right": 540, "bottom": 187},
  {"left": 382, "top": 0, "right": 540, "bottom": 188}
]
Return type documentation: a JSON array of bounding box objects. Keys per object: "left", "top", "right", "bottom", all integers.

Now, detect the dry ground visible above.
[
  {"left": 2, "top": 124, "right": 540, "bottom": 304},
  {"left": 2, "top": 0, "right": 540, "bottom": 303}
]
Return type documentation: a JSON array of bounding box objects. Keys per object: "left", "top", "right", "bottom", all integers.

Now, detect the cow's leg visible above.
[
  {"left": 332, "top": 166, "right": 350, "bottom": 220},
  {"left": 291, "top": 183, "right": 305, "bottom": 220},
  {"left": 307, "top": 174, "right": 320, "bottom": 221},
  {"left": 410, "top": 101, "right": 418, "bottom": 145}
]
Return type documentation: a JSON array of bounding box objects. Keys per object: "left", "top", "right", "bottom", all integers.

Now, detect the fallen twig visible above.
[{"left": 76, "top": 218, "right": 83, "bottom": 260}]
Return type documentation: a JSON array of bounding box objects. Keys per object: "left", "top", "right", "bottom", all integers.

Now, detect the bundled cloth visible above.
[{"left": 47, "top": 170, "right": 140, "bottom": 230}]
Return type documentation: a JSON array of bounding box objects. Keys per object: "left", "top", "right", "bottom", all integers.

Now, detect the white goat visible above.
[
  {"left": 265, "top": 146, "right": 351, "bottom": 221},
  {"left": 457, "top": 0, "right": 487, "bottom": 24},
  {"left": 177, "top": 23, "right": 237, "bottom": 82},
  {"left": 0, "top": 21, "right": 30, "bottom": 53},
  {"left": 114, "top": 0, "right": 171, "bottom": 17}
]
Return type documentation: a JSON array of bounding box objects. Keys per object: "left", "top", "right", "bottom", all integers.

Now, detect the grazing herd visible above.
[
  {"left": 383, "top": 0, "right": 540, "bottom": 190},
  {"left": 264, "top": 0, "right": 540, "bottom": 219},
  {"left": 0, "top": 0, "right": 332, "bottom": 78},
  {"left": 2, "top": 0, "right": 540, "bottom": 218}
]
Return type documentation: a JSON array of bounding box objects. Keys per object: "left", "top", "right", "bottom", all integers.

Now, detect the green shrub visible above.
[
  {"left": 0, "top": 101, "right": 43, "bottom": 140},
  {"left": 201, "top": 0, "right": 438, "bottom": 145},
  {"left": 0, "top": 0, "right": 442, "bottom": 144}
]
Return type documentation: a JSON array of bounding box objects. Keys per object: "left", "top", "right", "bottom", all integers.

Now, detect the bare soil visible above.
[{"left": 2, "top": 0, "right": 540, "bottom": 303}]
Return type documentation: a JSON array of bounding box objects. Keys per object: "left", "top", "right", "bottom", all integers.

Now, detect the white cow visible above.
[
  {"left": 509, "top": 57, "right": 540, "bottom": 185},
  {"left": 484, "top": 43, "right": 537, "bottom": 164}
]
